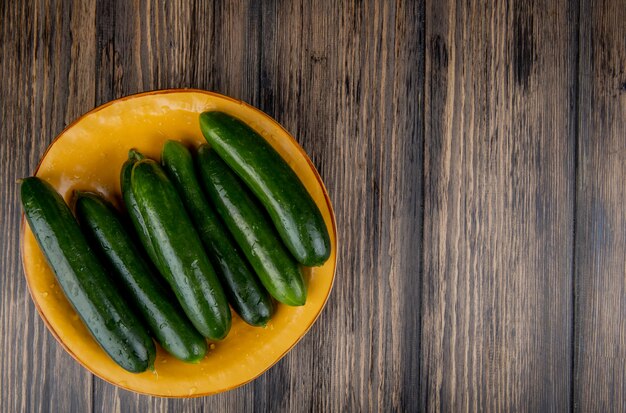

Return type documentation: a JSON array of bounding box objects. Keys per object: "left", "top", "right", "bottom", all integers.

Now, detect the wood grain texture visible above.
[
  {"left": 574, "top": 0, "right": 626, "bottom": 411},
  {"left": 3, "top": 0, "right": 626, "bottom": 411},
  {"left": 421, "top": 0, "right": 577, "bottom": 411},
  {"left": 255, "top": 1, "right": 423, "bottom": 411},
  {"left": 2, "top": 0, "right": 422, "bottom": 411},
  {"left": 0, "top": 1, "right": 94, "bottom": 412}
]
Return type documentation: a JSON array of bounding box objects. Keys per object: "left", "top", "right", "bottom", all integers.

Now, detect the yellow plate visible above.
[{"left": 20, "top": 89, "right": 337, "bottom": 397}]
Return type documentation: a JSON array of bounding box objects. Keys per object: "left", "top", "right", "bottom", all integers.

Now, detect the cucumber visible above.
[
  {"left": 120, "top": 150, "right": 159, "bottom": 266},
  {"left": 130, "top": 159, "right": 231, "bottom": 340},
  {"left": 199, "top": 111, "right": 330, "bottom": 266},
  {"left": 196, "top": 145, "right": 307, "bottom": 306},
  {"left": 74, "top": 192, "right": 208, "bottom": 362},
  {"left": 161, "top": 140, "right": 273, "bottom": 326},
  {"left": 20, "top": 177, "right": 155, "bottom": 373}
]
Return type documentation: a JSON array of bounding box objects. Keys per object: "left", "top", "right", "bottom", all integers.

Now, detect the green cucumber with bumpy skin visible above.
[
  {"left": 74, "top": 192, "right": 207, "bottom": 362},
  {"left": 199, "top": 111, "right": 330, "bottom": 266},
  {"left": 121, "top": 150, "right": 159, "bottom": 267},
  {"left": 20, "top": 177, "right": 155, "bottom": 373},
  {"left": 130, "top": 159, "right": 231, "bottom": 340},
  {"left": 161, "top": 140, "right": 273, "bottom": 326},
  {"left": 196, "top": 145, "right": 306, "bottom": 306}
]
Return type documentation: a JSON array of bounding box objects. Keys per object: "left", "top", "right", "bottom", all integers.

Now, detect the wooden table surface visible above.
[{"left": 1, "top": 0, "right": 625, "bottom": 411}]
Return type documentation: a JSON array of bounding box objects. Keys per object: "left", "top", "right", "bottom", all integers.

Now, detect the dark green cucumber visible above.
[
  {"left": 74, "top": 192, "right": 207, "bottom": 362},
  {"left": 161, "top": 140, "right": 273, "bottom": 326},
  {"left": 196, "top": 145, "right": 306, "bottom": 306},
  {"left": 130, "top": 159, "right": 231, "bottom": 340},
  {"left": 199, "top": 111, "right": 330, "bottom": 266},
  {"left": 20, "top": 177, "right": 155, "bottom": 373},
  {"left": 121, "top": 150, "right": 160, "bottom": 267}
]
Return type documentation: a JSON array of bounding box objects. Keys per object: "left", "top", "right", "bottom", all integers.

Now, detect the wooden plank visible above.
[
  {"left": 421, "top": 0, "right": 577, "bottom": 410},
  {"left": 253, "top": 0, "right": 423, "bottom": 411},
  {"left": 0, "top": 0, "right": 96, "bottom": 412},
  {"left": 108, "top": 0, "right": 261, "bottom": 101},
  {"left": 574, "top": 0, "right": 626, "bottom": 410}
]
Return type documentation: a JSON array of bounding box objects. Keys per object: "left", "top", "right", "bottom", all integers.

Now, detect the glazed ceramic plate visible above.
[{"left": 20, "top": 90, "right": 337, "bottom": 397}]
